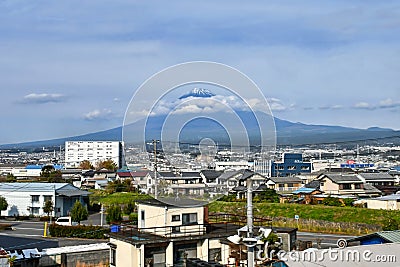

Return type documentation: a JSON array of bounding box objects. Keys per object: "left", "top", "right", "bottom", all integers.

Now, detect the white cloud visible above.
[
  {"left": 267, "top": 98, "right": 292, "bottom": 112},
  {"left": 83, "top": 109, "right": 113, "bottom": 121},
  {"left": 21, "top": 93, "right": 64, "bottom": 104},
  {"left": 378, "top": 98, "right": 400, "bottom": 109},
  {"left": 319, "top": 104, "right": 343, "bottom": 110},
  {"left": 353, "top": 102, "right": 375, "bottom": 110}
]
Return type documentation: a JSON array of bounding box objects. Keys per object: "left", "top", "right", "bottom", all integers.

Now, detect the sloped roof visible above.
[
  {"left": 372, "top": 193, "right": 400, "bottom": 201},
  {"left": 217, "top": 170, "right": 239, "bottom": 181},
  {"left": 347, "top": 230, "right": 400, "bottom": 243},
  {"left": 269, "top": 176, "right": 303, "bottom": 183},
  {"left": 358, "top": 173, "right": 395, "bottom": 181},
  {"left": 130, "top": 171, "right": 149, "bottom": 177},
  {"left": 292, "top": 187, "right": 319, "bottom": 194},
  {"left": 305, "top": 180, "right": 321, "bottom": 189},
  {"left": 0, "top": 183, "right": 90, "bottom": 197},
  {"left": 117, "top": 172, "right": 133, "bottom": 177},
  {"left": 322, "top": 174, "right": 362, "bottom": 184},
  {"left": 363, "top": 183, "right": 382, "bottom": 194},
  {"left": 200, "top": 170, "right": 223, "bottom": 179},
  {"left": 181, "top": 171, "right": 201, "bottom": 178}
]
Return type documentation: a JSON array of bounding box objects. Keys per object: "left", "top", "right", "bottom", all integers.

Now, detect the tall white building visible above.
[{"left": 65, "top": 141, "right": 124, "bottom": 169}]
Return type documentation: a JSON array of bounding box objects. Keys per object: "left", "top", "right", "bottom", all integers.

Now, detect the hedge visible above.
[{"left": 49, "top": 224, "right": 109, "bottom": 239}]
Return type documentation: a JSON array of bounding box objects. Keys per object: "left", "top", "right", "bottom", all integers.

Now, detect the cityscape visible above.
[{"left": 1, "top": 1, "right": 400, "bottom": 267}]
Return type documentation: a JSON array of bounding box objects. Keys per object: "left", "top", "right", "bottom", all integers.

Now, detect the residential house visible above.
[
  {"left": 0, "top": 183, "right": 90, "bottom": 217},
  {"left": 130, "top": 171, "right": 150, "bottom": 190},
  {"left": 266, "top": 176, "right": 303, "bottom": 193},
  {"left": 158, "top": 171, "right": 206, "bottom": 197},
  {"left": 291, "top": 187, "right": 322, "bottom": 204},
  {"left": 116, "top": 171, "right": 133, "bottom": 181},
  {"left": 108, "top": 198, "right": 283, "bottom": 267},
  {"left": 316, "top": 173, "right": 381, "bottom": 197},
  {"left": 225, "top": 169, "right": 267, "bottom": 199},
  {"left": 109, "top": 198, "right": 234, "bottom": 267}
]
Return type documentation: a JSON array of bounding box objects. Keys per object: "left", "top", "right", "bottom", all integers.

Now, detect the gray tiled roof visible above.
[
  {"left": 323, "top": 174, "right": 362, "bottom": 183},
  {"left": 358, "top": 172, "right": 395, "bottom": 181},
  {"left": 269, "top": 176, "right": 303, "bottom": 183}
]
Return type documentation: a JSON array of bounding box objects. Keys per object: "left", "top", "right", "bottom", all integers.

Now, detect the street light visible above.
[{"left": 227, "top": 177, "right": 273, "bottom": 267}]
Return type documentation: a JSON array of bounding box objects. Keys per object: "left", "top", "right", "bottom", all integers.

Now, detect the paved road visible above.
[
  {"left": 297, "top": 231, "right": 356, "bottom": 248},
  {"left": 0, "top": 214, "right": 108, "bottom": 251}
]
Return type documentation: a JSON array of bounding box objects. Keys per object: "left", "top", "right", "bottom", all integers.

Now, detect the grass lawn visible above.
[
  {"left": 208, "top": 201, "right": 400, "bottom": 234},
  {"left": 89, "top": 190, "right": 151, "bottom": 206}
]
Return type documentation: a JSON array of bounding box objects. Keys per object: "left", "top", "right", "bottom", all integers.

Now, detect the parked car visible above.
[{"left": 55, "top": 216, "right": 78, "bottom": 226}]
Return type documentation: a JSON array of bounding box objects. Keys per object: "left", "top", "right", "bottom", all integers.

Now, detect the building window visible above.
[
  {"left": 182, "top": 213, "right": 197, "bottom": 225},
  {"left": 287, "top": 166, "right": 296, "bottom": 170},
  {"left": 209, "top": 248, "right": 221, "bottom": 262},
  {"left": 43, "top": 195, "right": 52, "bottom": 202},
  {"left": 32, "top": 207, "right": 40, "bottom": 215},
  {"left": 172, "top": 215, "right": 180, "bottom": 222},
  {"left": 355, "top": 184, "right": 362, "bottom": 189},
  {"left": 31, "top": 195, "right": 39, "bottom": 202},
  {"left": 301, "top": 166, "right": 310, "bottom": 170},
  {"left": 110, "top": 247, "right": 116, "bottom": 266},
  {"left": 342, "top": 184, "right": 351, "bottom": 190}
]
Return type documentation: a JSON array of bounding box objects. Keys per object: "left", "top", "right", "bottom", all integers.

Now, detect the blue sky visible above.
[{"left": 0, "top": 0, "right": 399, "bottom": 144}]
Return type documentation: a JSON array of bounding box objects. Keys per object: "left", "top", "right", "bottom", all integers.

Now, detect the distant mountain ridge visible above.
[{"left": 1, "top": 115, "right": 399, "bottom": 149}]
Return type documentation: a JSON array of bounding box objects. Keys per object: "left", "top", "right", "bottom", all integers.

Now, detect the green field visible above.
[
  {"left": 89, "top": 190, "right": 151, "bottom": 206},
  {"left": 208, "top": 201, "right": 400, "bottom": 234}
]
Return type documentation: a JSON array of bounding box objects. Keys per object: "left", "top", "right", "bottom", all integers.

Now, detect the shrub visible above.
[
  {"left": 322, "top": 196, "right": 343, "bottom": 207},
  {"left": 49, "top": 224, "right": 109, "bottom": 239},
  {"left": 106, "top": 205, "right": 122, "bottom": 224}
]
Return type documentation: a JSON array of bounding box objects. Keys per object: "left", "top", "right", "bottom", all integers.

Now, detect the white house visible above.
[
  {"left": 109, "top": 198, "right": 235, "bottom": 267},
  {"left": 0, "top": 183, "right": 90, "bottom": 217}
]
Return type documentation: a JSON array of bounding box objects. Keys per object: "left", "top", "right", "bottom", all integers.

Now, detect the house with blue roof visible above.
[{"left": 0, "top": 182, "right": 90, "bottom": 217}]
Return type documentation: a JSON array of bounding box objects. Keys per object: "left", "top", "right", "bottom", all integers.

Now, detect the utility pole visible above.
[
  {"left": 247, "top": 178, "right": 254, "bottom": 267},
  {"left": 153, "top": 140, "right": 160, "bottom": 199}
]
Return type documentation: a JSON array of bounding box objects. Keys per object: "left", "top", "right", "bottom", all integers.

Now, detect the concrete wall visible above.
[
  {"left": 40, "top": 249, "right": 109, "bottom": 267},
  {"left": 109, "top": 238, "right": 142, "bottom": 267},
  {"left": 138, "top": 203, "right": 204, "bottom": 236},
  {"left": 366, "top": 199, "right": 400, "bottom": 210}
]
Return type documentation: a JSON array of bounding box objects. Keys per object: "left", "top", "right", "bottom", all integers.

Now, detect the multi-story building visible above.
[
  {"left": 65, "top": 141, "right": 124, "bottom": 169},
  {"left": 271, "top": 153, "right": 312, "bottom": 177}
]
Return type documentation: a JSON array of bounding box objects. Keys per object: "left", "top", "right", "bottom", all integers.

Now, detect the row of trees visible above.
[{"left": 79, "top": 159, "right": 117, "bottom": 171}]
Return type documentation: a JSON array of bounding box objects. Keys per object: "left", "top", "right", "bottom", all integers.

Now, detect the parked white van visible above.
[{"left": 55, "top": 216, "right": 78, "bottom": 226}]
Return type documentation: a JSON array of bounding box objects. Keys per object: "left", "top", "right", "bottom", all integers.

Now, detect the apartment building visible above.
[{"left": 65, "top": 141, "right": 124, "bottom": 169}]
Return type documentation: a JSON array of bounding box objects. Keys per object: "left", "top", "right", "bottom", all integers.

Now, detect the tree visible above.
[
  {"left": 0, "top": 196, "right": 8, "bottom": 211},
  {"left": 6, "top": 173, "right": 16, "bottom": 182},
  {"left": 257, "top": 188, "right": 280, "bottom": 203},
  {"left": 106, "top": 205, "right": 123, "bottom": 224},
  {"left": 79, "top": 160, "right": 94, "bottom": 170},
  {"left": 70, "top": 201, "right": 88, "bottom": 224},
  {"left": 43, "top": 200, "right": 54, "bottom": 217},
  {"left": 41, "top": 165, "right": 57, "bottom": 178},
  {"left": 96, "top": 159, "right": 118, "bottom": 171}
]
